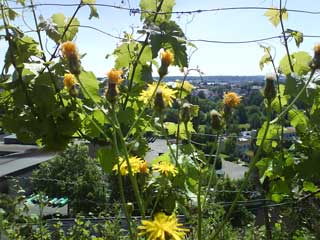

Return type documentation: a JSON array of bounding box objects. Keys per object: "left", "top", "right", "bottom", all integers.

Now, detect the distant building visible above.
[
  {"left": 283, "top": 127, "right": 296, "bottom": 140},
  {"left": 0, "top": 136, "right": 55, "bottom": 195}
]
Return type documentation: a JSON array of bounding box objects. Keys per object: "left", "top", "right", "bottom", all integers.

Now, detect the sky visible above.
[{"left": 1, "top": 0, "right": 320, "bottom": 77}]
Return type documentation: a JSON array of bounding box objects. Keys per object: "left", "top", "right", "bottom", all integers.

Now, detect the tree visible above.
[
  {"left": 32, "top": 144, "right": 107, "bottom": 215},
  {"left": 198, "top": 90, "right": 206, "bottom": 99},
  {"left": 248, "top": 113, "right": 263, "bottom": 129},
  {"left": 236, "top": 104, "right": 248, "bottom": 124}
]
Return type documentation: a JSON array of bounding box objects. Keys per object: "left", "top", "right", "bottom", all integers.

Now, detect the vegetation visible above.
[
  {"left": 0, "top": 0, "right": 320, "bottom": 239},
  {"left": 32, "top": 144, "right": 107, "bottom": 215}
]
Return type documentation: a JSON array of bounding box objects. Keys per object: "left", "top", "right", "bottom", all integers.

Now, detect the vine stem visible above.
[
  {"left": 159, "top": 115, "right": 179, "bottom": 167},
  {"left": 270, "top": 68, "right": 316, "bottom": 124},
  {"left": 123, "top": 0, "right": 165, "bottom": 110},
  {"left": 175, "top": 73, "right": 189, "bottom": 161},
  {"left": 279, "top": 0, "right": 294, "bottom": 73},
  {"left": 202, "top": 132, "right": 221, "bottom": 210},
  {"left": 29, "top": 0, "right": 64, "bottom": 105},
  {"left": 124, "top": 77, "right": 163, "bottom": 140},
  {"left": 76, "top": 75, "right": 145, "bottom": 218},
  {"left": 184, "top": 121, "right": 202, "bottom": 240},
  {"left": 112, "top": 108, "right": 146, "bottom": 218},
  {"left": 213, "top": 103, "right": 273, "bottom": 239},
  {"left": 48, "top": 3, "right": 82, "bottom": 62},
  {"left": 111, "top": 119, "right": 135, "bottom": 240}
]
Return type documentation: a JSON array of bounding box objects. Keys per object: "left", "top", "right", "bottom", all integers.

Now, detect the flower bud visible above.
[
  {"left": 161, "top": 50, "right": 174, "bottom": 66},
  {"left": 264, "top": 73, "right": 277, "bottom": 103},
  {"left": 154, "top": 90, "right": 165, "bottom": 112},
  {"left": 107, "top": 69, "right": 123, "bottom": 85},
  {"left": 210, "top": 109, "right": 223, "bottom": 131},
  {"left": 68, "top": 54, "right": 81, "bottom": 75},
  {"left": 105, "top": 83, "right": 119, "bottom": 103},
  {"left": 69, "top": 85, "right": 79, "bottom": 97},
  {"left": 181, "top": 103, "right": 191, "bottom": 123},
  {"left": 126, "top": 202, "right": 134, "bottom": 217},
  {"left": 158, "top": 50, "right": 174, "bottom": 78},
  {"left": 61, "top": 41, "right": 81, "bottom": 75},
  {"left": 63, "top": 73, "right": 76, "bottom": 90},
  {"left": 311, "top": 43, "right": 320, "bottom": 70}
]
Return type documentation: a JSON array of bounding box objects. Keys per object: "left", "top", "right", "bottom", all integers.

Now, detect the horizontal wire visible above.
[
  {"left": 22, "top": 22, "right": 320, "bottom": 46},
  {"left": 4, "top": 3, "right": 320, "bottom": 16}
]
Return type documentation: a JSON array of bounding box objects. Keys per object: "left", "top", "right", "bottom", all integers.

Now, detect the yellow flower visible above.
[
  {"left": 113, "top": 156, "right": 148, "bottom": 176},
  {"left": 63, "top": 73, "right": 76, "bottom": 90},
  {"left": 161, "top": 50, "right": 174, "bottom": 66},
  {"left": 107, "top": 68, "right": 123, "bottom": 84},
  {"left": 152, "top": 162, "right": 178, "bottom": 177},
  {"left": 175, "top": 80, "right": 193, "bottom": 93},
  {"left": 61, "top": 41, "right": 78, "bottom": 58},
  {"left": 138, "top": 212, "right": 189, "bottom": 240},
  {"left": 139, "top": 161, "right": 149, "bottom": 174},
  {"left": 139, "top": 83, "right": 177, "bottom": 108},
  {"left": 223, "top": 92, "right": 241, "bottom": 108}
]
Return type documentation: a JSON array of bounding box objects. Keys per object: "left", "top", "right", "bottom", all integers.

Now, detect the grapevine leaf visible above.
[
  {"left": 279, "top": 51, "right": 312, "bottom": 76},
  {"left": 271, "top": 84, "right": 289, "bottom": 113},
  {"left": 259, "top": 46, "right": 272, "bottom": 70},
  {"left": 179, "top": 121, "right": 195, "bottom": 140},
  {"left": 97, "top": 147, "right": 117, "bottom": 173},
  {"left": 288, "top": 109, "right": 308, "bottom": 133},
  {"left": 82, "top": 0, "right": 99, "bottom": 19},
  {"left": 16, "top": 0, "right": 25, "bottom": 6},
  {"left": 150, "top": 21, "right": 187, "bottom": 67},
  {"left": 40, "top": 13, "right": 79, "bottom": 43},
  {"left": 152, "top": 151, "right": 171, "bottom": 164},
  {"left": 256, "top": 122, "right": 282, "bottom": 152},
  {"left": 288, "top": 29, "right": 303, "bottom": 47},
  {"left": 78, "top": 71, "right": 100, "bottom": 102},
  {"left": 264, "top": 7, "right": 288, "bottom": 27},
  {"left": 140, "top": 0, "right": 176, "bottom": 25},
  {"left": 164, "top": 122, "right": 178, "bottom": 135},
  {"left": 303, "top": 181, "right": 318, "bottom": 193}
]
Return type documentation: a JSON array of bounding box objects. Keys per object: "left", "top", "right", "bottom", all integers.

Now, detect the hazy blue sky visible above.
[{"left": 2, "top": 0, "right": 320, "bottom": 77}]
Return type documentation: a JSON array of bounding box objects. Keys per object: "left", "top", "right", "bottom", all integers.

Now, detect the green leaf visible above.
[
  {"left": 133, "top": 64, "right": 153, "bottom": 83},
  {"left": 40, "top": 13, "right": 79, "bottom": 43},
  {"left": 164, "top": 122, "right": 178, "bottom": 135},
  {"left": 7, "top": 8, "right": 19, "bottom": 20},
  {"left": 97, "top": 147, "right": 117, "bottom": 173},
  {"left": 93, "top": 109, "right": 107, "bottom": 125},
  {"left": 256, "top": 157, "right": 272, "bottom": 183},
  {"left": 279, "top": 51, "right": 312, "bottom": 76},
  {"left": 78, "top": 71, "right": 100, "bottom": 102},
  {"left": 256, "top": 122, "right": 282, "bottom": 152},
  {"left": 259, "top": 46, "right": 272, "bottom": 70},
  {"left": 271, "top": 84, "right": 289, "bottom": 113},
  {"left": 113, "top": 42, "right": 135, "bottom": 68},
  {"left": 150, "top": 21, "right": 188, "bottom": 67},
  {"left": 288, "top": 109, "right": 308, "bottom": 133},
  {"left": 290, "top": 30, "right": 303, "bottom": 47},
  {"left": 264, "top": 7, "right": 288, "bottom": 27},
  {"left": 271, "top": 193, "right": 284, "bottom": 203},
  {"left": 82, "top": 0, "right": 99, "bottom": 19},
  {"left": 140, "top": 0, "right": 176, "bottom": 25},
  {"left": 152, "top": 151, "right": 171, "bottom": 164},
  {"left": 16, "top": 0, "right": 26, "bottom": 6},
  {"left": 179, "top": 121, "right": 195, "bottom": 140},
  {"left": 303, "top": 181, "right": 318, "bottom": 193}
]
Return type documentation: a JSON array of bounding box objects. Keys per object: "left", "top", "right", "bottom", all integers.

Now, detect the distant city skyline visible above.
[{"left": 1, "top": 0, "right": 320, "bottom": 77}]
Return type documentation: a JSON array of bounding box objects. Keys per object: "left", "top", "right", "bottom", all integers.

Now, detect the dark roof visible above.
[{"left": 0, "top": 148, "right": 56, "bottom": 178}]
